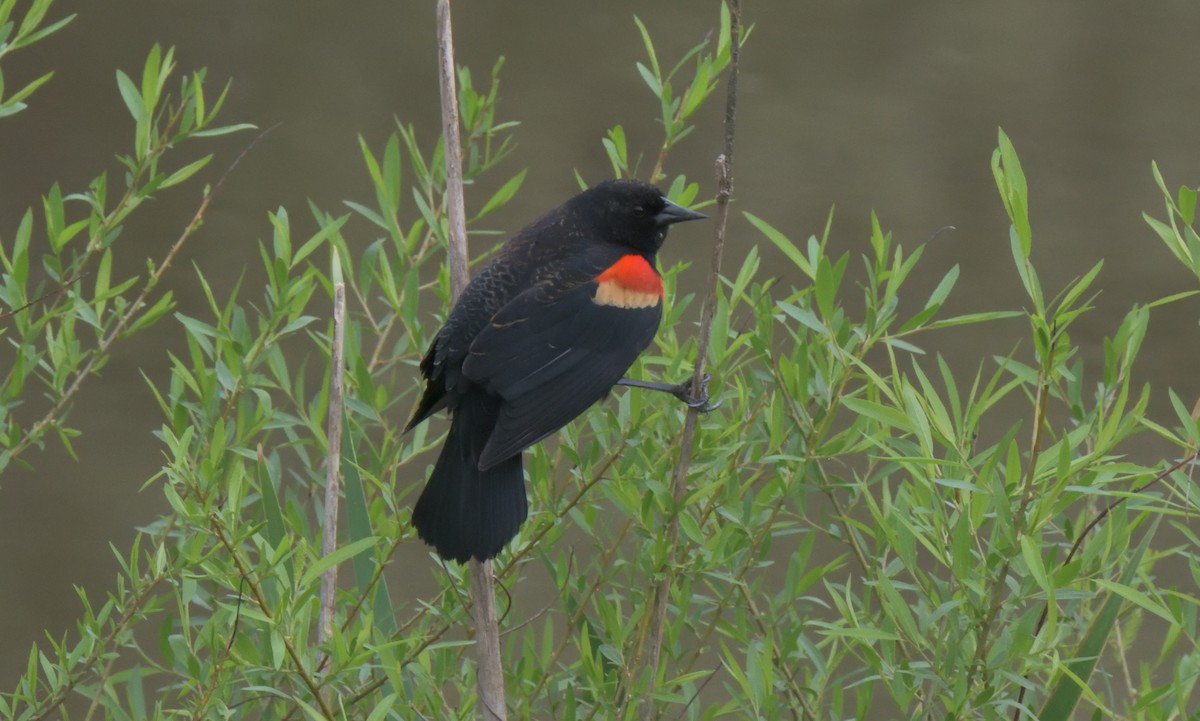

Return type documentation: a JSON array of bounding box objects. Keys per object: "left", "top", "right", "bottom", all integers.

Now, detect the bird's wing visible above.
[
  {"left": 462, "top": 257, "right": 662, "bottom": 470},
  {"left": 405, "top": 254, "right": 534, "bottom": 431}
]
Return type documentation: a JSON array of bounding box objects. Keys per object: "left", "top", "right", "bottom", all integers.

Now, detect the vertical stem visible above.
[
  {"left": 437, "top": 2, "right": 507, "bottom": 719},
  {"left": 438, "top": 0, "right": 470, "bottom": 301},
  {"left": 639, "top": 2, "right": 741, "bottom": 718},
  {"left": 469, "top": 559, "right": 507, "bottom": 721},
  {"left": 319, "top": 280, "right": 347, "bottom": 648}
]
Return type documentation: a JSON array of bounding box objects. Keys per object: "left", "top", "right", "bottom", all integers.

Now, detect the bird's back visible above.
[{"left": 408, "top": 202, "right": 630, "bottom": 427}]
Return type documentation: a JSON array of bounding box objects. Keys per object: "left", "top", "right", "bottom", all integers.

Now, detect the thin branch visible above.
[
  {"left": 639, "top": 2, "right": 741, "bottom": 718},
  {"left": 469, "top": 561, "right": 507, "bottom": 721},
  {"left": 438, "top": 0, "right": 470, "bottom": 301},
  {"left": 318, "top": 279, "right": 347, "bottom": 651},
  {"left": 971, "top": 334, "right": 1056, "bottom": 688},
  {"left": 435, "top": 2, "right": 507, "bottom": 719},
  {"left": 0, "top": 272, "right": 88, "bottom": 321},
  {"left": 187, "top": 578, "right": 245, "bottom": 721},
  {"left": 341, "top": 440, "right": 633, "bottom": 712},
  {"left": 1011, "top": 446, "right": 1200, "bottom": 719},
  {"left": 210, "top": 515, "right": 337, "bottom": 721},
  {"left": 8, "top": 123, "right": 277, "bottom": 465},
  {"left": 29, "top": 522, "right": 175, "bottom": 721},
  {"left": 669, "top": 665, "right": 722, "bottom": 721}
]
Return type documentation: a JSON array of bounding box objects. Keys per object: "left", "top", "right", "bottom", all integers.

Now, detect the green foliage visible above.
[
  {"left": 600, "top": 5, "right": 743, "bottom": 189},
  {"left": 0, "top": 0, "right": 73, "bottom": 118},
  {"left": 0, "top": 31, "right": 251, "bottom": 477},
  {"left": 3, "top": 3, "right": 1200, "bottom": 721},
  {"left": 1144, "top": 161, "right": 1200, "bottom": 283}
]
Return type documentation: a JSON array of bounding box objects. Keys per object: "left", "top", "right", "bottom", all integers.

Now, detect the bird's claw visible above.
[{"left": 670, "top": 373, "right": 720, "bottom": 413}]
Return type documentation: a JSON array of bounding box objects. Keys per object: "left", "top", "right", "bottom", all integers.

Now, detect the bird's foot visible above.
[
  {"left": 617, "top": 374, "right": 721, "bottom": 413},
  {"left": 667, "top": 373, "right": 720, "bottom": 413}
]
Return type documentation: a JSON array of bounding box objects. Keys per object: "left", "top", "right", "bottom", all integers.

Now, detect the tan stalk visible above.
[
  {"left": 436, "top": 1, "right": 507, "bottom": 719},
  {"left": 318, "top": 278, "right": 347, "bottom": 664},
  {"left": 638, "top": 2, "right": 742, "bottom": 718}
]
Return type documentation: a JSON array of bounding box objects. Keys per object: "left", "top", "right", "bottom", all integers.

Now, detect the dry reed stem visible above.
[{"left": 437, "top": 1, "right": 508, "bottom": 718}]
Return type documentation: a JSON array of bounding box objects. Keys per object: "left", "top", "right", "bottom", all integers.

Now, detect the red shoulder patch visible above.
[
  {"left": 592, "top": 255, "right": 662, "bottom": 309},
  {"left": 595, "top": 255, "right": 663, "bottom": 295}
]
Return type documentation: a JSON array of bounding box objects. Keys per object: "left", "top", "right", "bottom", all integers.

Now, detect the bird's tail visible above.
[{"left": 412, "top": 389, "right": 527, "bottom": 563}]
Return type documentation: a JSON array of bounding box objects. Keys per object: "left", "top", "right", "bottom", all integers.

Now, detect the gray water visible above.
[{"left": 2, "top": 0, "right": 1199, "bottom": 693}]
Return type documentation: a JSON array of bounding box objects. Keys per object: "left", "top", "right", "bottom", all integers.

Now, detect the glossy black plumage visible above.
[{"left": 408, "top": 179, "right": 705, "bottom": 563}]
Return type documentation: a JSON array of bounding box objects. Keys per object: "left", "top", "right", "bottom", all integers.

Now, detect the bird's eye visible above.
[{"left": 633, "top": 205, "right": 646, "bottom": 215}]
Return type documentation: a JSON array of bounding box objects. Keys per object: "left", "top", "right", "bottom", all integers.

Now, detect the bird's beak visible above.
[{"left": 655, "top": 197, "right": 707, "bottom": 226}]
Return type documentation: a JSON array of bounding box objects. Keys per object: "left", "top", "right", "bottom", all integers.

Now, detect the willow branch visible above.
[
  {"left": 438, "top": 0, "right": 470, "bottom": 301},
  {"left": 436, "top": 2, "right": 507, "bottom": 719},
  {"left": 318, "top": 279, "right": 347, "bottom": 652},
  {"left": 639, "top": 2, "right": 741, "bottom": 718},
  {"left": 7, "top": 124, "right": 275, "bottom": 466},
  {"left": 1011, "top": 445, "right": 1200, "bottom": 719}
]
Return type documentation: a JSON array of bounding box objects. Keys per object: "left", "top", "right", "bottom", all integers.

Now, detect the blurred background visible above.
[{"left": 2, "top": 0, "right": 1198, "bottom": 686}]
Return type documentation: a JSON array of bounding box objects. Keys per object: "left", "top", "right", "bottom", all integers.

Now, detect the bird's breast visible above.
[{"left": 591, "top": 254, "right": 662, "bottom": 309}]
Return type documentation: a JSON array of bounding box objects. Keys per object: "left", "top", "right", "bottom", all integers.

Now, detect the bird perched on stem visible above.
[{"left": 406, "top": 179, "right": 709, "bottom": 563}]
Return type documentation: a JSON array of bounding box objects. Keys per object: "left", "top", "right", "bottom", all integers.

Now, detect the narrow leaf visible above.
[{"left": 299, "top": 536, "right": 379, "bottom": 589}]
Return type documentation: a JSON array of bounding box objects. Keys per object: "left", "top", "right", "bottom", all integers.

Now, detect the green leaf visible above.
[
  {"left": 140, "top": 43, "right": 163, "bottom": 112},
  {"left": 294, "top": 698, "right": 328, "bottom": 721},
  {"left": 0, "top": 101, "right": 28, "bottom": 119},
  {"left": 191, "top": 122, "right": 257, "bottom": 138},
  {"left": 924, "top": 310, "right": 1022, "bottom": 330},
  {"left": 1145, "top": 289, "right": 1199, "bottom": 309},
  {"left": 365, "top": 694, "right": 397, "bottom": 721},
  {"left": 126, "top": 292, "right": 174, "bottom": 335},
  {"left": 716, "top": 0, "right": 732, "bottom": 66},
  {"left": 1020, "top": 535, "right": 1051, "bottom": 593},
  {"left": 1091, "top": 579, "right": 1174, "bottom": 624},
  {"left": 342, "top": 438, "right": 395, "bottom": 635},
  {"left": 1178, "top": 184, "right": 1197, "bottom": 225},
  {"left": 257, "top": 451, "right": 287, "bottom": 551},
  {"left": 993, "top": 127, "right": 1031, "bottom": 255},
  {"left": 158, "top": 154, "right": 212, "bottom": 190},
  {"left": 472, "top": 168, "right": 526, "bottom": 221},
  {"left": 1056, "top": 260, "right": 1102, "bottom": 314},
  {"left": 293, "top": 214, "right": 348, "bottom": 268},
  {"left": 632, "top": 15, "right": 661, "bottom": 81},
  {"left": 16, "top": 0, "right": 48, "bottom": 37},
  {"left": 12, "top": 208, "right": 33, "bottom": 282},
  {"left": 635, "top": 61, "right": 661, "bottom": 97},
  {"left": 94, "top": 247, "right": 112, "bottom": 307},
  {"left": 382, "top": 133, "right": 402, "bottom": 210},
  {"left": 115, "top": 69, "right": 143, "bottom": 121},
  {"left": 777, "top": 301, "right": 827, "bottom": 337},
  {"left": 924, "top": 264, "right": 959, "bottom": 309},
  {"left": 1009, "top": 226, "right": 1043, "bottom": 310},
  {"left": 3, "top": 70, "right": 52, "bottom": 106},
  {"left": 192, "top": 70, "right": 207, "bottom": 125},
  {"left": 9, "top": 12, "right": 73, "bottom": 51},
  {"left": 343, "top": 200, "right": 387, "bottom": 229},
  {"left": 842, "top": 397, "right": 912, "bottom": 433},
  {"left": 1039, "top": 520, "right": 1158, "bottom": 721},
  {"left": 744, "top": 211, "right": 813, "bottom": 278},
  {"left": 1143, "top": 210, "right": 1189, "bottom": 265},
  {"left": 602, "top": 125, "right": 628, "bottom": 178},
  {"left": 817, "top": 625, "right": 902, "bottom": 642},
  {"left": 299, "top": 536, "right": 379, "bottom": 589}
]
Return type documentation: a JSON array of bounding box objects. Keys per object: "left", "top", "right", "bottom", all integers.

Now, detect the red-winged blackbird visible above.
[{"left": 406, "top": 179, "right": 707, "bottom": 563}]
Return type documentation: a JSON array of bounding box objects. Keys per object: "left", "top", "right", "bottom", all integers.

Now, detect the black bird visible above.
[{"left": 406, "top": 179, "right": 707, "bottom": 563}]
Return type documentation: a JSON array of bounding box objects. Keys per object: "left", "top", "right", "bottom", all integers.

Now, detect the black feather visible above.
[
  {"left": 406, "top": 179, "right": 703, "bottom": 563},
  {"left": 411, "top": 388, "right": 527, "bottom": 563}
]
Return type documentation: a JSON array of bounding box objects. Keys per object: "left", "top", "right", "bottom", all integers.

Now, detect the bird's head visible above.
[{"left": 571, "top": 179, "right": 707, "bottom": 254}]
